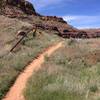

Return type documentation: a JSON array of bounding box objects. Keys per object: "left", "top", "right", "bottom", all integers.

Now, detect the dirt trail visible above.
[{"left": 3, "top": 42, "right": 63, "bottom": 100}]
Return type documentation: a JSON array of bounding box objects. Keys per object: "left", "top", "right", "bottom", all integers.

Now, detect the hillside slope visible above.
[
  {"left": 0, "top": 0, "right": 84, "bottom": 39},
  {"left": 0, "top": 1, "right": 63, "bottom": 99},
  {"left": 0, "top": 15, "right": 62, "bottom": 99},
  {"left": 0, "top": 0, "right": 100, "bottom": 39},
  {"left": 0, "top": 0, "right": 100, "bottom": 99},
  {"left": 25, "top": 39, "right": 100, "bottom": 100}
]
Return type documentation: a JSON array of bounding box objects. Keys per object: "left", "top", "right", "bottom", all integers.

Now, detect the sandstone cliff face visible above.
[
  {"left": 6, "top": 0, "right": 36, "bottom": 14},
  {"left": 0, "top": 0, "right": 36, "bottom": 16},
  {"left": 0, "top": 0, "right": 79, "bottom": 38},
  {"left": 39, "top": 15, "right": 79, "bottom": 38}
]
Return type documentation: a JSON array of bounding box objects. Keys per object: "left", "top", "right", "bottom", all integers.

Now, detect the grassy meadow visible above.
[
  {"left": 24, "top": 39, "right": 100, "bottom": 100},
  {"left": 0, "top": 22, "right": 61, "bottom": 99}
]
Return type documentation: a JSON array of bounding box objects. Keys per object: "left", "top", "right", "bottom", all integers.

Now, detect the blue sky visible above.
[{"left": 29, "top": 0, "right": 100, "bottom": 29}]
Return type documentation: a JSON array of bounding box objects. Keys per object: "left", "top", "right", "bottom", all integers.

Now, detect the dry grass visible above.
[
  {"left": 24, "top": 38, "right": 100, "bottom": 100},
  {"left": 0, "top": 15, "right": 62, "bottom": 99}
]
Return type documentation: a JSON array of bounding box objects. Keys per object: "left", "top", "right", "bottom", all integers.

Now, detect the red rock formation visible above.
[
  {"left": 81, "top": 29, "right": 100, "bottom": 38},
  {"left": 0, "top": 0, "right": 36, "bottom": 17},
  {"left": 0, "top": 0, "right": 99, "bottom": 38},
  {"left": 41, "top": 16, "right": 67, "bottom": 23}
]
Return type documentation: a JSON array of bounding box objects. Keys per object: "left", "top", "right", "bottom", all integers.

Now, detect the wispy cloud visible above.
[
  {"left": 63, "top": 15, "right": 100, "bottom": 29},
  {"left": 28, "top": 1, "right": 100, "bottom": 29}
]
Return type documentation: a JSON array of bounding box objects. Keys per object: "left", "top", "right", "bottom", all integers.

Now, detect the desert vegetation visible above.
[
  {"left": 24, "top": 39, "right": 100, "bottom": 100},
  {"left": 0, "top": 0, "right": 100, "bottom": 100},
  {"left": 0, "top": 17, "right": 61, "bottom": 99}
]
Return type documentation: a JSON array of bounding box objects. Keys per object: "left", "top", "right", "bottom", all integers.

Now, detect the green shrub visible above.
[
  {"left": 89, "top": 85, "right": 98, "bottom": 93},
  {"left": 44, "top": 55, "right": 50, "bottom": 62},
  {"left": 68, "top": 39, "right": 76, "bottom": 46}
]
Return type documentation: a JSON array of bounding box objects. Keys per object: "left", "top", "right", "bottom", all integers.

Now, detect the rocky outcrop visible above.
[
  {"left": 0, "top": 0, "right": 99, "bottom": 38},
  {"left": 41, "top": 16, "right": 67, "bottom": 23},
  {"left": 39, "top": 15, "right": 100, "bottom": 38},
  {"left": 82, "top": 29, "right": 100, "bottom": 38},
  {"left": 40, "top": 16, "right": 80, "bottom": 38},
  {"left": 0, "top": 0, "right": 36, "bottom": 16},
  {"left": 6, "top": 0, "right": 36, "bottom": 14}
]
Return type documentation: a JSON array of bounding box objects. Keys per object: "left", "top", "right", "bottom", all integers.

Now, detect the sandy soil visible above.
[{"left": 2, "top": 42, "right": 63, "bottom": 100}]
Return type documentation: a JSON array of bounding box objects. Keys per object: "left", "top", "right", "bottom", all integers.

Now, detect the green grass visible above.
[
  {"left": 24, "top": 39, "right": 100, "bottom": 100},
  {"left": 24, "top": 65, "right": 84, "bottom": 100}
]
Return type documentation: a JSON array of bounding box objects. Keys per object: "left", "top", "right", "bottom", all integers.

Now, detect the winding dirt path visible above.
[{"left": 3, "top": 42, "right": 63, "bottom": 100}]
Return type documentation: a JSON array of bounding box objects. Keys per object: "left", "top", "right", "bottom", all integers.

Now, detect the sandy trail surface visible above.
[{"left": 3, "top": 42, "right": 63, "bottom": 100}]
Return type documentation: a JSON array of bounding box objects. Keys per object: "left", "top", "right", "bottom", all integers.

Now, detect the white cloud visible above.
[
  {"left": 28, "top": 0, "right": 100, "bottom": 29},
  {"left": 63, "top": 15, "right": 100, "bottom": 29},
  {"left": 63, "top": 15, "right": 100, "bottom": 23}
]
